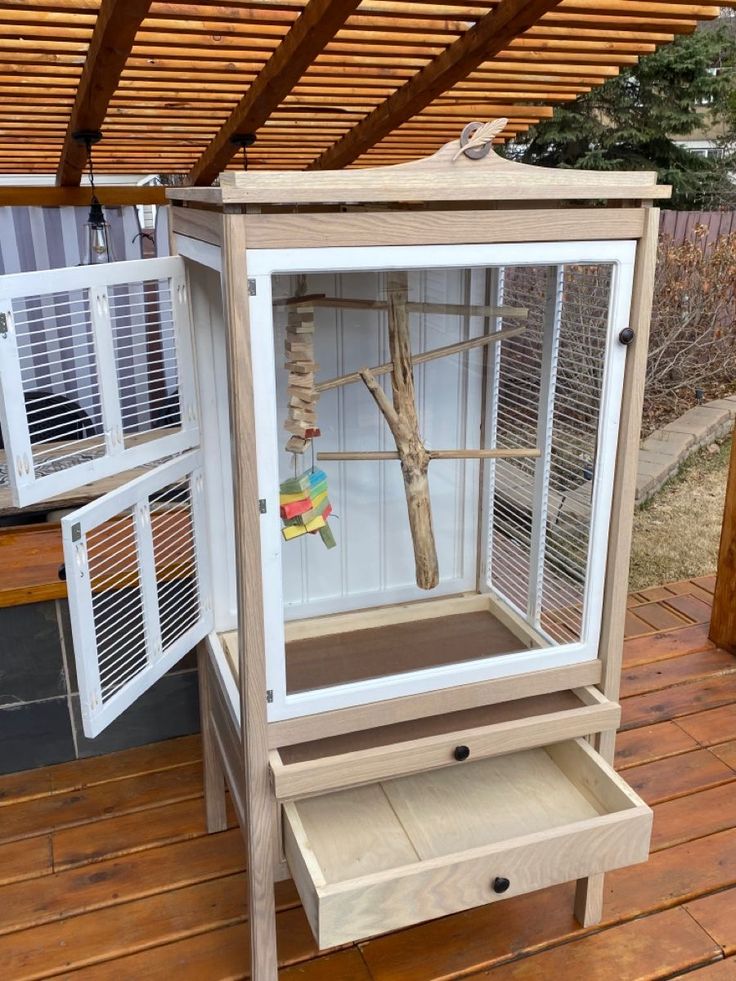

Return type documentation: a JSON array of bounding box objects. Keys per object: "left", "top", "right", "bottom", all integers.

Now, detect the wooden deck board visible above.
[
  {"left": 467, "top": 907, "right": 721, "bottom": 979},
  {"left": 1, "top": 576, "right": 736, "bottom": 979}
]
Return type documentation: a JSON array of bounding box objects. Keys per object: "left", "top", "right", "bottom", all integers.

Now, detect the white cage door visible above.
[
  {"left": 62, "top": 450, "right": 213, "bottom": 737},
  {"left": 0, "top": 256, "right": 199, "bottom": 508}
]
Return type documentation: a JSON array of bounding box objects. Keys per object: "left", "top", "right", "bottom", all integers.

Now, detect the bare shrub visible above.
[{"left": 646, "top": 226, "right": 736, "bottom": 421}]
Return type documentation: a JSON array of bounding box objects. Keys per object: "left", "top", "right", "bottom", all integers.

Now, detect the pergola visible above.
[{"left": 0, "top": 0, "right": 734, "bottom": 198}]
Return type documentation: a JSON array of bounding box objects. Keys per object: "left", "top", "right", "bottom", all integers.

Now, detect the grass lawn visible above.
[{"left": 628, "top": 436, "right": 731, "bottom": 591}]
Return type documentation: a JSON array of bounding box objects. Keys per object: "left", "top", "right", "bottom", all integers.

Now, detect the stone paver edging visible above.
[{"left": 636, "top": 395, "right": 736, "bottom": 503}]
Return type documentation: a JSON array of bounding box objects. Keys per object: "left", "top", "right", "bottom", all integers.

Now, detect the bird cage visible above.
[{"left": 0, "top": 125, "right": 669, "bottom": 980}]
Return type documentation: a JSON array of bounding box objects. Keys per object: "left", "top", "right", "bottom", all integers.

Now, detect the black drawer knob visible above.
[
  {"left": 453, "top": 745, "right": 470, "bottom": 762},
  {"left": 619, "top": 327, "right": 635, "bottom": 345},
  {"left": 492, "top": 877, "right": 510, "bottom": 894}
]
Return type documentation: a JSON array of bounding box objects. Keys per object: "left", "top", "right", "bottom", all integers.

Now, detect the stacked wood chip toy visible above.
[
  {"left": 279, "top": 467, "right": 336, "bottom": 548},
  {"left": 284, "top": 300, "right": 320, "bottom": 453}
]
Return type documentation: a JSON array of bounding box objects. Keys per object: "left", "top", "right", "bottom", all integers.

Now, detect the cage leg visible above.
[
  {"left": 197, "top": 644, "right": 228, "bottom": 834},
  {"left": 574, "top": 873, "right": 604, "bottom": 927}
]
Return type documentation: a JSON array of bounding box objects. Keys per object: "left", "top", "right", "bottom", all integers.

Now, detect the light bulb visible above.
[{"left": 91, "top": 225, "right": 108, "bottom": 256}]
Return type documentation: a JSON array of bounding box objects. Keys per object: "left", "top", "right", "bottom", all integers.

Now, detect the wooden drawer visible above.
[
  {"left": 283, "top": 738, "right": 651, "bottom": 949},
  {"left": 270, "top": 685, "right": 619, "bottom": 799}
]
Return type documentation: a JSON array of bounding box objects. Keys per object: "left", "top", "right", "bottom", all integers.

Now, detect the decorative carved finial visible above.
[{"left": 452, "top": 118, "right": 508, "bottom": 161}]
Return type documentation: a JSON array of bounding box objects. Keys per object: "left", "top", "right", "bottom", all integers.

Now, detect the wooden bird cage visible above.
[{"left": 0, "top": 127, "right": 669, "bottom": 979}]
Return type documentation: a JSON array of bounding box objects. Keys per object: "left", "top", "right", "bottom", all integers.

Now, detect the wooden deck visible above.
[{"left": 2, "top": 575, "right": 736, "bottom": 979}]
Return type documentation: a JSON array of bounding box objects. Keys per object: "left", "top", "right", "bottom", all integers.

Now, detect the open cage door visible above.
[
  {"left": 62, "top": 450, "right": 213, "bottom": 737},
  {"left": 0, "top": 256, "right": 198, "bottom": 508}
]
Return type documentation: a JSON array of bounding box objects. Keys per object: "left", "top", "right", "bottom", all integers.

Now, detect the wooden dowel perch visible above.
[
  {"left": 275, "top": 293, "right": 527, "bottom": 320},
  {"left": 318, "top": 448, "right": 541, "bottom": 461},
  {"left": 316, "top": 323, "right": 525, "bottom": 394}
]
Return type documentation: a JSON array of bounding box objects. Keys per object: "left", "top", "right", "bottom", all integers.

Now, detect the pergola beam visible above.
[
  {"left": 56, "top": 0, "right": 152, "bottom": 186},
  {"left": 186, "top": 0, "right": 362, "bottom": 186},
  {"left": 308, "top": 0, "right": 566, "bottom": 171}
]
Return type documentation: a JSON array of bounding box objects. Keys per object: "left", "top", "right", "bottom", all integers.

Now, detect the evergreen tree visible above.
[{"left": 509, "top": 24, "right": 736, "bottom": 209}]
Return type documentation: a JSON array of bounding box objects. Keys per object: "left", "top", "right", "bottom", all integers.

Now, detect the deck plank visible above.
[
  {"left": 673, "top": 961, "right": 736, "bottom": 979},
  {"left": 48, "top": 736, "right": 202, "bottom": 795},
  {"left": 619, "top": 648, "right": 736, "bottom": 699},
  {"left": 0, "top": 763, "right": 203, "bottom": 844},
  {"left": 467, "top": 907, "right": 720, "bottom": 979},
  {"left": 687, "top": 888, "right": 736, "bottom": 956},
  {"left": 621, "top": 674, "right": 736, "bottom": 730},
  {"left": 624, "top": 749, "right": 736, "bottom": 805},
  {"left": 9, "top": 904, "right": 318, "bottom": 981},
  {"left": 615, "top": 722, "right": 699, "bottom": 770},
  {"left": 711, "top": 741, "right": 736, "bottom": 769},
  {"left": 630, "top": 601, "right": 691, "bottom": 632},
  {"left": 53, "top": 795, "right": 237, "bottom": 870},
  {"left": 0, "top": 830, "right": 250, "bottom": 938},
  {"left": 624, "top": 610, "right": 654, "bottom": 638},
  {"left": 676, "top": 705, "right": 736, "bottom": 746},
  {"left": 0, "top": 837, "right": 53, "bottom": 886},
  {"left": 43, "top": 907, "right": 318, "bottom": 980},
  {"left": 651, "top": 782, "right": 736, "bottom": 852},
  {"left": 623, "top": 623, "right": 715, "bottom": 669},
  {"left": 662, "top": 594, "right": 714, "bottom": 624}
]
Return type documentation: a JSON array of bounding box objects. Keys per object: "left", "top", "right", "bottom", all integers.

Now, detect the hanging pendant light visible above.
[{"left": 72, "top": 129, "right": 115, "bottom": 264}]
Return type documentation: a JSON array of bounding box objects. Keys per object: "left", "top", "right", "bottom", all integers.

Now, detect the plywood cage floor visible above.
[
  {"left": 223, "top": 603, "right": 533, "bottom": 696},
  {"left": 2, "top": 575, "right": 736, "bottom": 978}
]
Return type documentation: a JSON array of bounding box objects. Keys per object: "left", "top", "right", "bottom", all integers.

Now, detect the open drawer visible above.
[
  {"left": 270, "top": 686, "right": 619, "bottom": 799},
  {"left": 283, "top": 738, "right": 651, "bottom": 949}
]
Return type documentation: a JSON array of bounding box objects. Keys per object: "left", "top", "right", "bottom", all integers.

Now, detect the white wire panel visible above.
[
  {"left": 487, "top": 263, "right": 614, "bottom": 645},
  {"left": 62, "top": 451, "right": 213, "bottom": 738},
  {"left": 0, "top": 256, "right": 199, "bottom": 508}
]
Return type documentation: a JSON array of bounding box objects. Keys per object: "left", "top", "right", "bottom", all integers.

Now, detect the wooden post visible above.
[
  {"left": 197, "top": 643, "right": 228, "bottom": 833},
  {"left": 710, "top": 432, "right": 736, "bottom": 654},
  {"left": 360, "top": 271, "right": 439, "bottom": 589},
  {"left": 221, "top": 213, "right": 278, "bottom": 981},
  {"left": 574, "top": 205, "right": 660, "bottom": 927}
]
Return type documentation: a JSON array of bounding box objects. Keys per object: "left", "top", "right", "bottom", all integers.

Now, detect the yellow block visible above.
[
  {"left": 304, "top": 514, "right": 326, "bottom": 533},
  {"left": 282, "top": 524, "right": 307, "bottom": 540},
  {"left": 280, "top": 490, "right": 309, "bottom": 505}
]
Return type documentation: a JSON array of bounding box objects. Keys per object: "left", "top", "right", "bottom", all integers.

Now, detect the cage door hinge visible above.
[
  {"left": 259, "top": 498, "right": 267, "bottom": 514},
  {"left": 248, "top": 278, "right": 256, "bottom": 296},
  {"left": 266, "top": 689, "right": 274, "bottom": 703}
]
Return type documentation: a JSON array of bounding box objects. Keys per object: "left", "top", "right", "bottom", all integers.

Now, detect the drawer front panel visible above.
[
  {"left": 271, "top": 688, "right": 620, "bottom": 800},
  {"left": 311, "top": 810, "right": 649, "bottom": 948}
]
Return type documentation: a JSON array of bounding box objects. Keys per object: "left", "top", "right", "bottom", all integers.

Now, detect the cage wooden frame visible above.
[{"left": 165, "top": 136, "right": 662, "bottom": 979}]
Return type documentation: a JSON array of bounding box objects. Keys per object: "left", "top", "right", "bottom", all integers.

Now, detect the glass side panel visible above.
[{"left": 270, "top": 262, "right": 617, "bottom": 695}]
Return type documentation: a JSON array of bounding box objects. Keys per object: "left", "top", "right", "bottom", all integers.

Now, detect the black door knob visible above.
[
  {"left": 619, "top": 327, "right": 635, "bottom": 345},
  {"left": 453, "top": 745, "right": 470, "bottom": 761},
  {"left": 492, "top": 876, "right": 510, "bottom": 894}
]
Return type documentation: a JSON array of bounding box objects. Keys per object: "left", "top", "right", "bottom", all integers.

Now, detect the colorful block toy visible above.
[{"left": 279, "top": 468, "right": 336, "bottom": 549}]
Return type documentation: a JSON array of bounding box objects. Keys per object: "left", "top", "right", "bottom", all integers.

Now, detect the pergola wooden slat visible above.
[
  {"left": 56, "top": 0, "right": 152, "bottom": 186},
  {"left": 0, "top": 0, "right": 731, "bottom": 177}
]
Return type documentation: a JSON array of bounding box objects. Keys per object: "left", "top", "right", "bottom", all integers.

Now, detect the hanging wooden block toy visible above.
[
  {"left": 283, "top": 299, "right": 319, "bottom": 455},
  {"left": 279, "top": 467, "right": 336, "bottom": 549}
]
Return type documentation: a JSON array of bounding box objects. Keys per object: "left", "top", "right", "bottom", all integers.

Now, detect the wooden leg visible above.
[
  {"left": 574, "top": 873, "right": 605, "bottom": 927},
  {"left": 197, "top": 644, "right": 228, "bottom": 834}
]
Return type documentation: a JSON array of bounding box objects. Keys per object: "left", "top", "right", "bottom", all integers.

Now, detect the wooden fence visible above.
[{"left": 660, "top": 210, "right": 736, "bottom": 247}]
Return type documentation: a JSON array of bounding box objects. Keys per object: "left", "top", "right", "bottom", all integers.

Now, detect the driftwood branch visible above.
[{"left": 358, "top": 272, "right": 438, "bottom": 590}]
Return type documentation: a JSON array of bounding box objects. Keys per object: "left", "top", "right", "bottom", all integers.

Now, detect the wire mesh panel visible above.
[
  {"left": 63, "top": 451, "right": 212, "bottom": 737},
  {"left": 0, "top": 257, "right": 198, "bottom": 507},
  {"left": 487, "top": 262, "right": 617, "bottom": 646}
]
